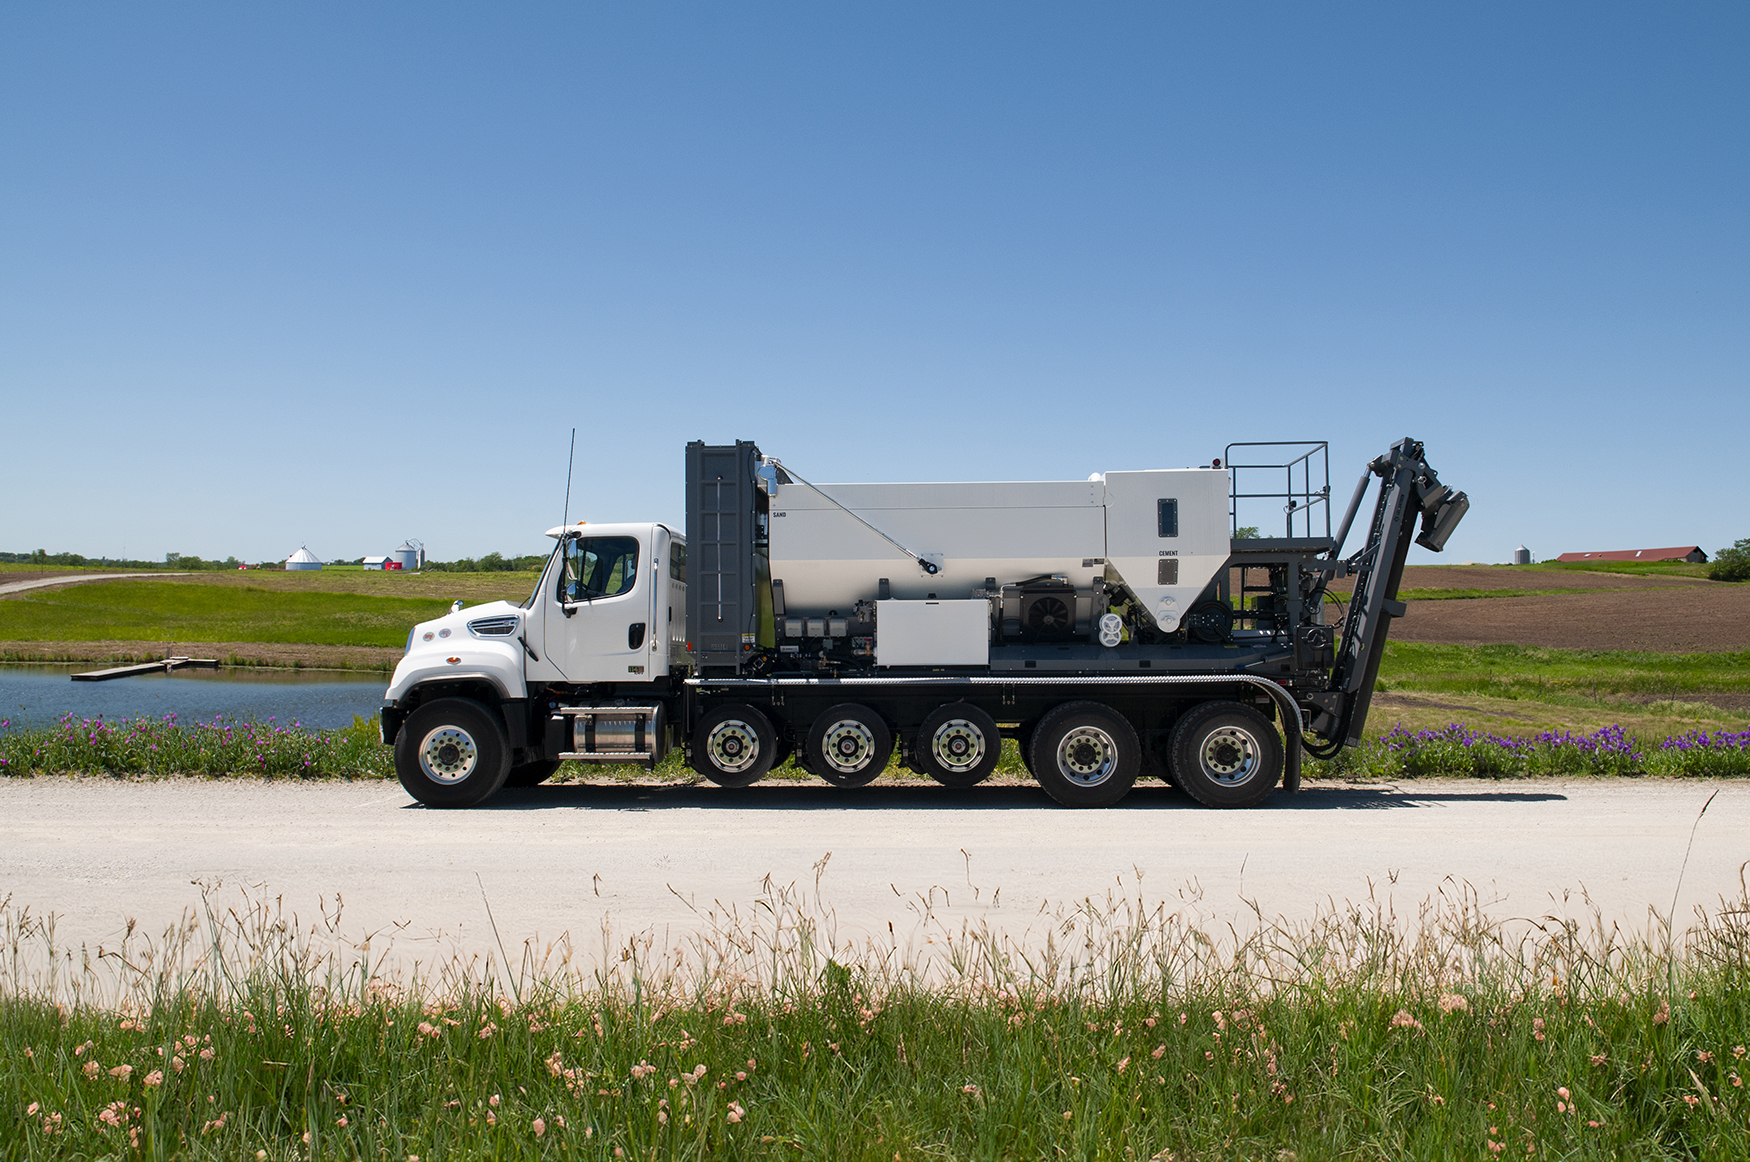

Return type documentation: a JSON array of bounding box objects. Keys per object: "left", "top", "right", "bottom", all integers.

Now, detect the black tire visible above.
[
  {"left": 1027, "top": 701, "right": 1141, "bottom": 808},
  {"left": 395, "top": 698, "right": 513, "bottom": 808},
  {"left": 689, "top": 704, "right": 777, "bottom": 788},
  {"left": 803, "top": 704, "right": 892, "bottom": 789},
  {"left": 1169, "top": 701, "right": 1283, "bottom": 809},
  {"left": 504, "top": 759, "right": 562, "bottom": 788},
  {"left": 914, "top": 703, "right": 1001, "bottom": 789}
]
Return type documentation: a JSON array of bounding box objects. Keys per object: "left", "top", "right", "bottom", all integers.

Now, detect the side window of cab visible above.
[{"left": 559, "top": 537, "right": 640, "bottom": 604}]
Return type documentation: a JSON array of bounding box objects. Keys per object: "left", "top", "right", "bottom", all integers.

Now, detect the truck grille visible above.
[{"left": 467, "top": 615, "right": 520, "bottom": 637}]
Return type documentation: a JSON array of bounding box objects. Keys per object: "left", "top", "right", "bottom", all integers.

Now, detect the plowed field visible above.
[{"left": 1330, "top": 565, "right": 1749, "bottom": 652}]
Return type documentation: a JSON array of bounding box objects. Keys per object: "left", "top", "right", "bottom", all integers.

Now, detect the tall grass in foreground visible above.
[{"left": 3, "top": 876, "right": 1748, "bottom": 1160}]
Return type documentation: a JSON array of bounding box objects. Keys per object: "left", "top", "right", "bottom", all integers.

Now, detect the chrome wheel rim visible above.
[
  {"left": 821, "top": 719, "right": 877, "bottom": 774},
  {"left": 1056, "top": 726, "right": 1118, "bottom": 787},
  {"left": 707, "top": 720, "right": 759, "bottom": 773},
  {"left": 930, "top": 719, "right": 986, "bottom": 773},
  {"left": 419, "top": 726, "right": 478, "bottom": 784},
  {"left": 1200, "top": 725, "right": 1261, "bottom": 786}
]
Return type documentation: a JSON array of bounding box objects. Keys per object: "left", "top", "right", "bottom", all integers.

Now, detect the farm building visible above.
[
  {"left": 1556, "top": 546, "right": 1707, "bottom": 564},
  {"left": 363, "top": 556, "right": 393, "bottom": 570},
  {"left": 285, "top": 546, "right": 323, "bottom": 571},
  {"left": 393, "top": 539, "right": 424, "bottom": 571}
]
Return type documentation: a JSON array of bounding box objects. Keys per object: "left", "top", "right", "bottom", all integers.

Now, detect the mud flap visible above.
[{"left": 1283, "top": 728, "right": 1302, "bottom": 794}]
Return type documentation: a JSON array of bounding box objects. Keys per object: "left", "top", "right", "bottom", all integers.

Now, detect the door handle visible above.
[{"left": 628, "top": 623, "right": 646, "bottom": 649}]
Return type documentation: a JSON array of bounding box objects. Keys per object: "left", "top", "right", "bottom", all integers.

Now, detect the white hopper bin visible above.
[{"left": 285, "top": 546, "right": 323, "bottom": 571}]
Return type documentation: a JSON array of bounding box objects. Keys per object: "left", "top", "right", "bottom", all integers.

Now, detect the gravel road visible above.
[
  {"left": 0, "top": 572, "right": 191, "bottom": 597},
  {"left": 4, "top": 777, "right": 1746, "bottom": 978}
]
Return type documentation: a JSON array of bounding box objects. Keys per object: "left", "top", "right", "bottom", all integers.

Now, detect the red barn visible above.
[{"left": 1555, "top": 546, "right": 1707, "bottom": 564}]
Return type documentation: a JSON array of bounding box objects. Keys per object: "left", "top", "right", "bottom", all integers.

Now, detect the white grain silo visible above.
[
  {"left": 285, "top": 546, "right": 323, "bottom": 571},
  {"left": 393, "top": 539, "right": 424, "bottom": 571},
  {"left": 1513, "top": 545, "right": 1531, "bottom": 565}
]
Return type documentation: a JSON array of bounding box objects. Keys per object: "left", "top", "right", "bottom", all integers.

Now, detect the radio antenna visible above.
[{"left": 561, "top": 427, "right": 577, "bottom": 527}]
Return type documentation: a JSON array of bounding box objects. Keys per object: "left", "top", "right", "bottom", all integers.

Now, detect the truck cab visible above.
[
  {"left": 381, "top": 522, "right": 684, "bottom": 806},
  {"left": 524, "top": 522, "right": 686, "bottom": 686}
]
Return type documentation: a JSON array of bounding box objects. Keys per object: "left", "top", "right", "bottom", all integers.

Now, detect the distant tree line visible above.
[
  {"left": 1710, "top": 538, "right": 1750, "bottom": 583},
  {"left": 0, "top": 550, "right": 277, "bottom": 570},
  {"left": 422, "top": 553, "right": 547, "bottom": 573}
]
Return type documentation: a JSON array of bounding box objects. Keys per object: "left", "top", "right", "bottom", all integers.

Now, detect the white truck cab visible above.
[
  {"left": 385, "top": 522, "right": 684, "bottom": 703},
  {"left": 525, "top": 521, "right": 685, "bottom": 685}
]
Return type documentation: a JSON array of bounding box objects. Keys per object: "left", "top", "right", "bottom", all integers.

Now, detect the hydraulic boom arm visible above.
[{"left": 1306, "top": 437, "right": 1469, "bottom": 753}]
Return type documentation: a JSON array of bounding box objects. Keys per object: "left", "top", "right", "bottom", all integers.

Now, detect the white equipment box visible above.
[{"left": 875, "top": 599, "right": 989, "bottom": 667}]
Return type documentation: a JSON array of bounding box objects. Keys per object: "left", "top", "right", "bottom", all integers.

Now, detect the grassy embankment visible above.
[
  {"left": 4, "top": 877, "right": 1749, "bottom": 1160},
  {"left": 1366, "top": 642, "right": 1749, "bottom": 737},
  {"left": 0, "top": 582, "right": 454, "bottom": 649},
  {"left": 1525, "top": 561, "right": 1714, "bottom": 580},
  {"left": 0, "top": 574, "right": 536, "bottom": 668}
]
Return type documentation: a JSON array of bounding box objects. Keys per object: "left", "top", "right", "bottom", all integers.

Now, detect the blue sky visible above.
[{"left": 3, "top": 3, "right": 1745, "bottom": 565}]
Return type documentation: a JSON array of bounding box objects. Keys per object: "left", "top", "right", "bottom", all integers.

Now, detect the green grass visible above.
[
  {"left": 1519, "top": 561, "right": 1714, "bottom": 580},
  {"left": 1398, "top": 586, "right": 1624, "bottom": 601},
  {"left": 0, "top": 714, "right": 390, "bottom": 778},
  {"left": 1375, "top": 643, "right": 1750, "bottom": 703},
  {"left": 0, "top": 562, "right": 183, "bottom": 574},
  {"left": 0, "top": 582, "right": 454, "bottom": 648},
  {"left": 4, "top": 881, "right": 1748, "bottom": 1160}
]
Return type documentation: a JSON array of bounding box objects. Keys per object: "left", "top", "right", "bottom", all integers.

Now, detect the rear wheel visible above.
[
  {"left": 395, "top": 698, "right": 513, "bottom": 808},
  {"left": 504, "top": 759, "right": 562, "bottom": 788},
  {"left": 915, "top": 703, "right": 1001, "bottom": 789},
  {"left": 1169, "top": 701, "right": 1283, "bottom": 809},
  {"left": 690, "top": 705, "right": 778, "bottom": 787},
  {"left": 804, "top": 704, "right": 892, "bottom": 788},
  {"left": 1028, "top": 702, "right": 1141, "bottom": 808}
]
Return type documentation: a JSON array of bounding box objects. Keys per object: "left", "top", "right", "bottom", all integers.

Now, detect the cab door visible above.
[{"left": 544, "top": 531, "right": 654, "bottom": 683}]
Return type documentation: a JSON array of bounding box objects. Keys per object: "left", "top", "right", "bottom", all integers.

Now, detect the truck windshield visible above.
[{"left": 560, "top": 536, "right": 639, "bottom": 602}]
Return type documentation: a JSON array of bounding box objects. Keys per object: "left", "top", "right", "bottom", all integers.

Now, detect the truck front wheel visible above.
[
  {"left": 1169, "top": 701, "right": 1283, "bottom": 809},
  {"left": 394, "top": 697, "right": 513, "bottom": 808},
  {"left": 690, "top": 705, "right": 777, "bottom": 788},
  {"left": 1028, "top": 702, "right": 1141, "bottom": 808}
]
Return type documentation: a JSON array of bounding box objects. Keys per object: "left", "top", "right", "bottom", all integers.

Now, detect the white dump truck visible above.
[{"left": 380, "top": 438, "right": 1467, "bottom": 809}]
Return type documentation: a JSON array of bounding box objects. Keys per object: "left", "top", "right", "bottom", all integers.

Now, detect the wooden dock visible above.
[{"left": 71, "top": 657, "right": 221, "bottom": 682}]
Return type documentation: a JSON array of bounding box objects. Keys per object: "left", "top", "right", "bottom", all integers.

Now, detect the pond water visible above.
[{"left": 0, "top": 664, "right": 388, "bottom": 731}]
